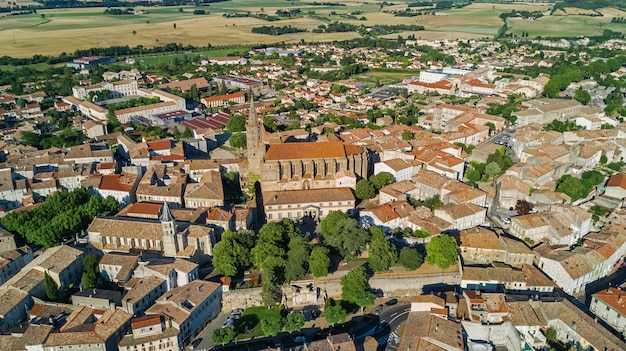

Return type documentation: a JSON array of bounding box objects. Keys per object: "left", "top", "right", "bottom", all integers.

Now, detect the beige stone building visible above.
[
  {"left": 263, "top": 187, "right": 355, "bottom": 222},
  {"left": 87, "top": 202, "right": 215, "bottom": 263},
  {"left": 245, "top": 98, "right": 368, "bottom": 192}
]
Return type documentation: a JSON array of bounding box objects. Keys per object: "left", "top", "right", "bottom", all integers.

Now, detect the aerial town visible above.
[{"left": 2, "top": 3, "right": 626, "bottom": 351}]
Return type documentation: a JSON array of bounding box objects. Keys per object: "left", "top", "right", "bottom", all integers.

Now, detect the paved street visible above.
[{"left": 190, "top": 309, "right": 233, "bottom": 351}]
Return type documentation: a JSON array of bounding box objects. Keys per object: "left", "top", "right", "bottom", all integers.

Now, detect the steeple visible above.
[
  {"left": 248, "top": 90, "right": 258, "bottom": 129},
  {"left": 160, "top": 201, "right": 174, "bottom": 223}
]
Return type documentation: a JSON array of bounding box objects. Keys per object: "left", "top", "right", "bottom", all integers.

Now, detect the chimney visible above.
[{"left": 619, "top": 295, "right": 623, "bottom": 306}]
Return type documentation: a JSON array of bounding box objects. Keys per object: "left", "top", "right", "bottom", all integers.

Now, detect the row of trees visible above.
[
  {"left": 1, "top": 188, "right": 121, "bottom": 248},
  {"left": 251, "top": 25, "right": 307, "bottom": 36}
]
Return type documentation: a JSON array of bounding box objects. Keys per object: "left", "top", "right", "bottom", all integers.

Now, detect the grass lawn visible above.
[
  {"left": 235, "top": 306, "right": 284, "bottom": 339},
  {"left": 0, "top": 62, "right": 51, "bottom": 72}
]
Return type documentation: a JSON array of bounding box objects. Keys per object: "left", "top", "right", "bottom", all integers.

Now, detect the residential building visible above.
[
  {"left": 99, "top": 253, "right": 139, "bottom": 285},
  {"left": 461, "top": 263, "right": 554, "bottom": 294},
  {"left": 201, "top": 92, "right": 246, "bottom": 108},
  {"left": 121, "top": 276, "right": 168, "bottom": 316},
  {"left": 41, "top": 307, "right": 132, "bottom": 351},
  {"left": 145, "top": 280, "right": 222, "bottom": 347},
  {"left": 590, "top": 287, "right": 626, "bottom": 336},
  {"left": 118, "top": 315, "right": 180, "bottom": 351}
]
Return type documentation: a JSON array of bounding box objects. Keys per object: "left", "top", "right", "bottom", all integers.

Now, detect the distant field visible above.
[
  {"left": 0, "top": 1, "right": 624, "bottom": 58},
  {"left": 354, "top": 70, "right": 418, "bottom": 87}
]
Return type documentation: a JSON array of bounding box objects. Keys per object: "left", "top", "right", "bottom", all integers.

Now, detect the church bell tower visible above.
[
  {"left": 246, "top": 91, "right": 264, "bottom": 176},
  {"left": 160, "top": 201, "right": 178, "bottom": 257}
]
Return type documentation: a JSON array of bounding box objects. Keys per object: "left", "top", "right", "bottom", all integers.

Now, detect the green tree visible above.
[
  {"left": 261, "top": 316, "right": 283, "bottom": 336},
  {"left": 180, "top": 127, "right": 194, "bottom": 139},
  {"left": 341, "top": 266, "right": 375, "bottom": 307},
  {"left": 466, "top": 168, "right": 481, "bottom": 182},
  {"left": 367, "top": 226, "right": 397, "bottom": 272},
  {"left": 321, "top": 215, "right": 370, "bottom": 260},
  {"left": 285, "top": 236, "right": 311, "bottom": 282},
  {"left": 425, "top": 234, "right": 458, "bottom": 269},
  {"left": 545, "top": 327, "right": 557, "bottom": 343},
  {"left": 573, "top": 88, "right": 591, "bottom": 105},
  {"left": 190, "top": 84, "right": 200, "bottom": 101},
  {"left": 401, "top": 130, "right": 413, "bottom": 140},
  {"left": 484, "top": 161, "right": 502, "bottom": 179},
  {"left": 555, "top": 174, "right": 588, "bottom": 200},
  {"left": 398, "top": 247, "right": 423, "bottom": 270},
  {"left": 581, "top": 170, "right": 604, "bottom": 189},
  {"left": 283, "top": 312, "right": 305, "bottom": 333},
  {"left": 369, "top": 172, "right": 394, "bottom": 190},
  {"left": 81, "top": 254, "right": 100, "bottom": 289},
  {"left": 106, "top": 110, "right": 122, "bottom": 133},
  {"left": 229, "top": 132, "right": 247, "bottom": 149},
  {"left": 226, "top": 114, "right": 246, "bottom": 132},
  {"left": 309, "top": 246, "right": 331, "bottom": 277},
  {"left": 212, "top": 230, "right": 255, "bottom": 277},
  {"left": 324, "top": 304, "right": 347, "bottom": 325},
  {"left": 211, "top": 327, "right": 236, "bottom": 346},
  {"left": 355, "top": 179, "right": 374, "bottom": 200},
  {"left": 261, "top": 268, "right": 281, "bottom": 307},
  {"left": 44, "top": 272, "right": 59, "bottom": 301}
]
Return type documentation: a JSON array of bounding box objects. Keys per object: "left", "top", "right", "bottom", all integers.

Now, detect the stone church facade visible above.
[{"left": 246, "top": 98, "right": 369, "bottom": 192}]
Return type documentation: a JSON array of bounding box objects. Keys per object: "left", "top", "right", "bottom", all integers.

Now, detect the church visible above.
[
  {"left": 87, "top": 202, "right": 215, "bottom": 263},
  {"left": 246, "top": 98, "right": 369, "bottom": 192}
]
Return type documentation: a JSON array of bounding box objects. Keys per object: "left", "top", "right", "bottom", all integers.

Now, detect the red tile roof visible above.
[{"left": 265, "top": 141, "right": 362, "bottom": 161}]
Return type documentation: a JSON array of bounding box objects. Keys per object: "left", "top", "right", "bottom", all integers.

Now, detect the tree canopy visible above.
[
  {"left": 44, "top": 272, "right": 59, "bottom": 301},
  {"left": 324, "top": 304, "right": 347, "bottom": 325},
  {"left": 309, "top": 246, "right": 331, "bottom": 277},
  {"left": 355, "top": 179, "right": 375, "bottom": 200},
  {"left": 320, "top": 211, "right": 370, "bottom": 260},
  {"left": 81, "top": 254, "right": 100, "bottom": 289},
  {"left": 367, "top": 226, "right": 398, "bottom": 272},
  {"left": 261, "top": 316, "right": 283, "bottom": 336},
  {"left": 425, "top": 234, "right": 458, "bottom": 269},
  {"left": 211, "top": 327, "right": 236, "bottom": 346},
  {"left": 369, "top": 172, "right": 394, "bottom": 190},
  {"left": 1, "top": 188, "right": 121, "bottom": 248},
  {"left": 341, "top": 266, "right": 375, "bottom": 307},
  {"left": 212, "top": 230, "right": 255, "bottom": 277},
  {"left": 398, "top": 246, "right": 424, "bottom": 270}
]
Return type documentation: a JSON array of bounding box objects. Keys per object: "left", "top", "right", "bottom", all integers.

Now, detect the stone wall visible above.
[
  {"left": 222, "top": 287, "right": 263, "bottom": 310},
  {"left": 221, "top": 270, "right": 462, "bottom": 310}
]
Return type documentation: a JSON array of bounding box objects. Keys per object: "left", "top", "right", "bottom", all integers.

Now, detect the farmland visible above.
[{"left": 0, "top": 1, "right": 625, "bottom": 58}]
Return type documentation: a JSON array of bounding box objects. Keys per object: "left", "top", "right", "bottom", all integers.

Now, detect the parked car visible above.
[
  {"left": 190, "top": 338, "right": 202, "bottom": 349},
  {"left": 375, "top": 305, "right": 383, "bottom": 315},
  {"left": 293, "top": 335, "right": 306, "bottom": 343},
  {"left": 386, "top": 298, "right": 398, "bottom": 306}
]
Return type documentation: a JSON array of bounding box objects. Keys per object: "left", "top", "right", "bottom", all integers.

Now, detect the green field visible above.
[{"left": 0, "top": 1, "right": 625, "bottom": 58}]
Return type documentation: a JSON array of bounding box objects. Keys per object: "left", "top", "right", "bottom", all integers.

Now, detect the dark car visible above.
[
  {"left": 386, "top": 298, "right": 398, "bottom": 306},
  {"left": 190, "top": 338, "right": 202, "bottom": 349}
]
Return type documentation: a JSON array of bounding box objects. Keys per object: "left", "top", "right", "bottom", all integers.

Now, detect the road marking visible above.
[
  {"left": 389, "top": 310, "right": 409, "bottom": 324},
  {"left": 390, "top": 312, "right": 397, "bottom": 317},
  {"left": 381, "top": 319, "right": 386, "bottom": 323}
]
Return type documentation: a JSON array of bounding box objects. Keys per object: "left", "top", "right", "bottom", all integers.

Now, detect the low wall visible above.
[{"left": 221, "top": 270, "right": 462, "bottom": 309}]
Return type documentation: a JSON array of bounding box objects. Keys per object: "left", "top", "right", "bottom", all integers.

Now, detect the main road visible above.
[{"left": 354, "top": 304, "right": 411, "bottom": 350}]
